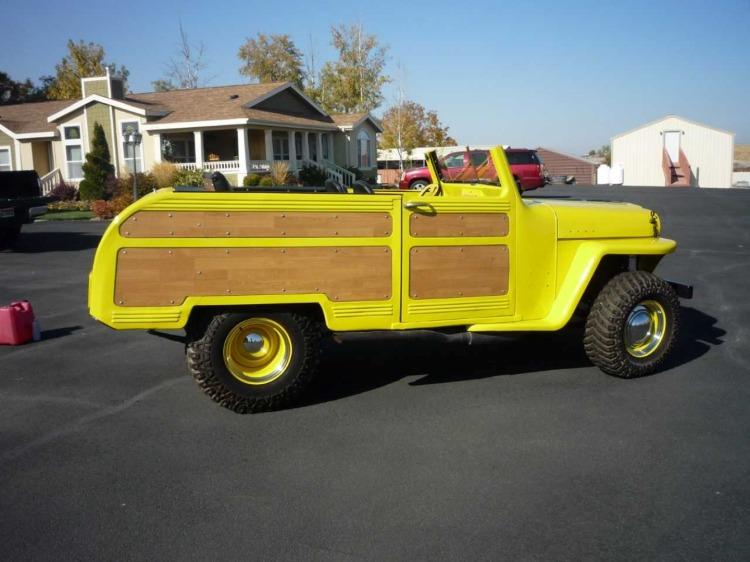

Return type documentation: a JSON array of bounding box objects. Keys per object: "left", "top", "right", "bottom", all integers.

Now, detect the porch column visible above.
[
  {"left": 153, "top": 133, "right": 162, "bottom": 164},
  {"left": 287, "top": 130, "right": 296, "bottom": 171},
  {"left": 315, "top": 133, "right": 323, "bottom": 163},
  {"left": 237, "top": 127, "right": 249, "bottom": 181},
  {"left": 302, "top": 132, "right": 310, "bottom": 161},
  {"left": 264, "top": 129, "right": 273, "bottom": 162},
  {"left": 193, "top": 131, "right": 204, "bottom": 168}
]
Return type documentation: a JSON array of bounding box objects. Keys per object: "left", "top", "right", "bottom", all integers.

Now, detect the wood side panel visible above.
[
  {"left": 115, "top": 247, "right": 392, "bottom": 307},
  {"left": 120, "top": 211, "right": 392, "bottom": 238},
  {"left": 409, "top": 245, "right": 508, "bottom": 299},
  {"left": 410, "top": 213, "right": 508, "bottom": 237}
]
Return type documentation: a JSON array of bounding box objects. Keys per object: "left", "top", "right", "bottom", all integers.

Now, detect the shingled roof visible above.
[
  {"left": 0, "top": 81, "right": 377, "bottom": 136},
  {"left": 0, "top": 99, "right": 72, "bottom": 135}
]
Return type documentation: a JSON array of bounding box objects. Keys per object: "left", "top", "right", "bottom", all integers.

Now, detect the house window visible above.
[
  {"left": 272, "top": 132, "right": 289, "bottom": 160},
  {"left": 321, "top": 133, "right": 329, "bottom": 160},
  {"left": 121, "top": 121, "right": 143, "bottom": 173},
  {"left": 162, "top": 137, "right": 195, "bottom": 163},
  {"left": 308, "top": 134, "right": 317, "bottom": 161},
  {"left": 63, "top": 126, "right": 83, "bottom": 179},
  {"left": 294, "top": 132, "right": 303, "bottom": 160},
  {"left": 0, "top": 147, "right": 11, "bottom": 171},
  {"left": 357, "top": 130, "right": 372, "bottom": 168}
]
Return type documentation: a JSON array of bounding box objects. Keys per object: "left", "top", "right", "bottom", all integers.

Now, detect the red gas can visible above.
[{"left": 0, "top": 301, "right": 36, "bottom": 345}]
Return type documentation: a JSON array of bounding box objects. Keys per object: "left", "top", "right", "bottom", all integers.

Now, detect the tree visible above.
[
  {"left": 151, "top": 79, "right": 177, "bottom": 92},
  {"left": 380, "top": 100, "right": 456, "bottom": 169},
  {"left": 47, "top": 40, "right": 129, "bottom": 100},
  {"left": 79, "top": 122, "right": 114, "bottom": 201},
  {"left": 313, "top": 23, "right": 389, "bottom": 113},
  {"left": 0, "top": 71, "right": 51, "bottom": 104},
  {"left": 237, "top": 33, "right": 305, "bottom": 88},
  {"left": 153, "top": 24, "right": 208, "bottom": 91}
]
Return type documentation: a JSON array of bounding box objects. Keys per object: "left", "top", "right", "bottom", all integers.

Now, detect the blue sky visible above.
[{"left": 1, "top": 0, "right": 748, "bottom": 154}]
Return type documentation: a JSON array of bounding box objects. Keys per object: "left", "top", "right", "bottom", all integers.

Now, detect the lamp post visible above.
[{"left": 125, "top": 130, "right": 142, "bottom": 200}]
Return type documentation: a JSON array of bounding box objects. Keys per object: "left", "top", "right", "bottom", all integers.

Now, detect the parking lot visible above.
[{"left": 1, "top": 185, "right": 749, "bottom": 560}]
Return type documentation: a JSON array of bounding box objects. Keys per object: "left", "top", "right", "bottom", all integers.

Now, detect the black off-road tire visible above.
[
  {"left": 186, "top": 311, "right": 323, "bottom": 413},
  {"left": 584, "top": 271, "right": 679, "bottom": 378}
]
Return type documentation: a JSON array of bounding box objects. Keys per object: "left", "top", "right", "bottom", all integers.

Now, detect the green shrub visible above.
[
  {"left": 173, "top": 168, "right": 205, "bottom": 187},
  {"left": 259, "top": 176, "right": 274, "bottom": 187},
  {"left": 297, "top": 163, "right": 328, "bottom": 186},
  {"left": 243, "top": 173, "right": 262, "bottom": 187},
  {"left": 79, "top": 122, "right": 114, "bottom": 200}
]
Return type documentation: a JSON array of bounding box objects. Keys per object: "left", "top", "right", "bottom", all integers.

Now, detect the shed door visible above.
[{"left": 664, "top": 131, "right": 681, "bottom": 163}]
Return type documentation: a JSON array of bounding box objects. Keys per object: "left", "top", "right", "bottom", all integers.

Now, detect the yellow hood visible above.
[{"left": 533, "top": 199, "right": 659, "bottom": 240}]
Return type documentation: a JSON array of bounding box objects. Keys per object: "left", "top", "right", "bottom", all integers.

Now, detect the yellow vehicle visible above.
[{"left": 88, "top": 147, "right": 692, "bottom": 413}]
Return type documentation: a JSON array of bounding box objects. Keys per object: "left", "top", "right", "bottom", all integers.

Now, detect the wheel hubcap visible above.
[
  {"left": 624, "top": 300, "right": 667, "bottom": 358},
  {"left": 223, "top": 318, "right": 292, "bottom": 385}
]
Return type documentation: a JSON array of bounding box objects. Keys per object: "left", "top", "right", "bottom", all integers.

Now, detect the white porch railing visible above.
[
  {"left": 40, "top": 168, "right": 63, "bottom": 196},
  {"left": 302, "top": 158, "right": 357, "bottom": 187},
  {"left": 176, "top": 160, "right": 240, "bottom": 172},
  {"left": 174, "top": 160, "right": 272, "bottom": 173}
]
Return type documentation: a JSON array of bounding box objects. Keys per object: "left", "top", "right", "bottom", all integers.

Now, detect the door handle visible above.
[{"left": 403, "top": 201, "right": 436, "bottom": 215}]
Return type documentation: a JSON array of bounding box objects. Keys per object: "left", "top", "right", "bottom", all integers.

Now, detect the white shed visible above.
[{"left": 611, "top": 115, "right": 734, "bottom": 188}]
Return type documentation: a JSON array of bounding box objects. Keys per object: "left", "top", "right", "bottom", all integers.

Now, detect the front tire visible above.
[
  {"left": 410, "top": 180, "right": 428, "bottom": 190},
  {"left": 584, "top": 271, "right": 679, "bottom": 378},
  {"left": 186, "top": 310, "right": 323, "bottom": 413}
]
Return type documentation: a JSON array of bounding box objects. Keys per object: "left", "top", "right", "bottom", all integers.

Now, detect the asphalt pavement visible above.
[{"left": 0, "top": 185, "right": 748, "bottom": 561}]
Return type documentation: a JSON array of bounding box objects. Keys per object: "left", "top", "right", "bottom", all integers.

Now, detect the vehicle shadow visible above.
[
  {"left": 11, "top": 230, "right": 102, "bottom": 253},
  {"left": 296, "top": 305, "right": 723, "bottom": 409},
  {"left": 41, "top": 326, "right": 83, "bottom": 341}
]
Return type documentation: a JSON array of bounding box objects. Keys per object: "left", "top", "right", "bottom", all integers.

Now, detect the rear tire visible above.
[
  {"left": 410, "top": 180, "right": 428, "bottom": 190},
  {"left": 186, "top": 310, "right": 323, "bottom": 413},
  {"left": 584, "top": 271, "right": 679, "bottom": 378}
]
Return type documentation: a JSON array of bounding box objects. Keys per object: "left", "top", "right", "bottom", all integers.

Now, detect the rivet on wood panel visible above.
[
  {"left": 314, "top": 287, "right": 320, "bottom": 292},
  {"left": 459, "top": 231, "right": 463, "bottom": 236},
  {"left": 168, "top": 213, "right": 173, "bottom": 218},
  {"left": 197, "top": 271, "right": 202, "bottom": 275},
  {"left": 281, "top": 231, "right": 286, "bottom": 235},
  {"left": 281, "top": 249, "right": 286, "bottom": 253},
  {"left": 281, "top": 288, "right": 286, "bottom": 292},
  {"left": 225, "top": 213, "right": 230, "bottom": 218},
  {"left": 225, "top": 249, "right": 230, "bottom": 254},
  {"left": 170, "top": 299, "right": 175, "bottom": 304},
  {"left": 121, "top": 250, "right": 127, "bottom": 254},
  {"left": 226, "top": 289, "right": 231, "bottom": 293},
  {"left": 169, "top": 231, "right": 174, "bottom": 236},
  {"left": 334, "top": 231, "right": 338, "bottom": 235},
  {"left": 281, "top": 213, "right": 286, "bottom": 218},
  {"left": 124, "top": 231, "right": 130, "bottom": 235},
  {"left": 168, "top": 250, "right": 173, "bottom": 254},
  {"left": 225, "top": 231, "right": 231, "bottom": 236},
  {"left": 118, "top": 300, "right": 124, "bottom": 305},
  {"left": 196, "top": 223, "right": 201, "bottom": 227},
  {"left": 132, "top": 217, "right": 137, "bottom": 222}
]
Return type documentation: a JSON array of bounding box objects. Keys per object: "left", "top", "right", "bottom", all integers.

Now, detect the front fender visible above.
[{"left": 469, "top": 237, "right": 676, "bottom": 332}]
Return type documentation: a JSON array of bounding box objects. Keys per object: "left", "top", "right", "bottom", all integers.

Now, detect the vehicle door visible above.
[{"left": 399, "top": 149, "right": 516, "bottom": 326}]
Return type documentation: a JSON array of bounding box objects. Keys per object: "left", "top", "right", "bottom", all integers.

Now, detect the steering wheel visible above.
[{"left": 419, "top": 183, "right": 440, "bottom": 197}]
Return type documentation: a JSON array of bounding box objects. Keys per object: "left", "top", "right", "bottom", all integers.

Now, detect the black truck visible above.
[{"left": 0, "top": 171, "right": 54, "bottom": 249}]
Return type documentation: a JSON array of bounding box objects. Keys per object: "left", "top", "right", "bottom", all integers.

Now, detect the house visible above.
[
  {"left": 0, "top": 69, "right": 383, "bottom": 192},
  {"left": 536, "top": 147, "right": 597, "bottom": 185},
  {"left": 611, "top": 115, "right": 734, "bottom": 188}
]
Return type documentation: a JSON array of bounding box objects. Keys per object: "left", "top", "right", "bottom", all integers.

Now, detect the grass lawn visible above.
[{"left": 43, "top": 210, "right": 94, "bottom": 221}]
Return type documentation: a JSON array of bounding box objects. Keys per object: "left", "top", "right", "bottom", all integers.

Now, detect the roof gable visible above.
[
  {"left": 252, "top": 88, "right": 326, "bottom": 119},
  {"left": 612, "top": 114, "right": 734, "bottom": 140}
]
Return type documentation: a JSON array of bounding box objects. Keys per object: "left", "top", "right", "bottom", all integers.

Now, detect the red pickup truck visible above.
[{"left": 398, "top": 148, "right": 546, "bottom": 191}]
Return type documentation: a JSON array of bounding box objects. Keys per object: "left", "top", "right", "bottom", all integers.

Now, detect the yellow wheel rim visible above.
[
  {"left": 223, "top": 318, "right": 293, "bottom": 385},
  {"left": 624, "top": 300, "right": 667, "bottom": 358}
]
